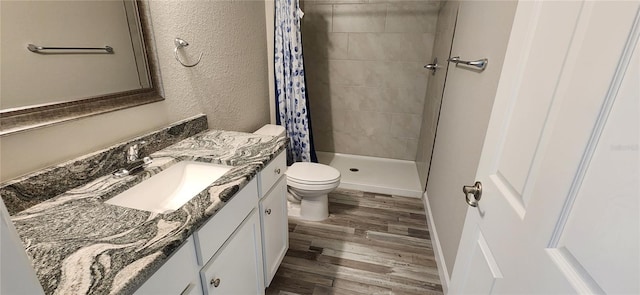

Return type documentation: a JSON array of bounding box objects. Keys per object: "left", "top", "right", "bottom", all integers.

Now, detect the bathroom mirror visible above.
[{"left": 0, "top": 0, "right": 163, "bottom": 136}]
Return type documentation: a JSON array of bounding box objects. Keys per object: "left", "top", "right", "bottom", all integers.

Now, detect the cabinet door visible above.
[
  {"left": 259, "top": 177, "right": 289, "bottom": 286},
  {"left": 135, "top": 236, "right": 201, "bottom": 295},
  {"left": 200, "top": 210, "right": 264, "bottom": 295}
]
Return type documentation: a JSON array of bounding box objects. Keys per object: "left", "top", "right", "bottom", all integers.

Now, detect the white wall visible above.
[{"left": 0, "top": 0, "right": 271, "bottom": 182}]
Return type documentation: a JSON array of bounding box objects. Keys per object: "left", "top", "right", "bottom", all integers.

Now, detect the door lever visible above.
[{"left": 463, "top": 181, "right": 482, "bottom": 207}]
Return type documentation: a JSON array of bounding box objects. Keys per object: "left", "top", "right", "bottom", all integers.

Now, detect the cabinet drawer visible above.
[
  {"left": 259, "top": 151, "right": 286, "bottom": 198},
  {"left": 135, "top": 236, "right": 199, "bottom": 295},
  {"left": 194, "top": 178, "right": 257, "bottom": 266},
  {"left": 200, "top": 210, "right": 264, "bottom": 295}
]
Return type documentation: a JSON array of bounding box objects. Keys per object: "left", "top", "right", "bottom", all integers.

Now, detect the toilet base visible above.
[{"left": 300, "top": 194, "right": 329, "bottom": 221}]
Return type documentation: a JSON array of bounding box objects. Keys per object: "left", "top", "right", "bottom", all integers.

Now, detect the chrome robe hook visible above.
[{"left": 174, "top": 38, "right": 202, "bottom": 67}]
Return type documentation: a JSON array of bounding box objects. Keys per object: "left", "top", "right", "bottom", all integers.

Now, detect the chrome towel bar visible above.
[
  {"left": 448, "top": 56, "right": 488, "bottom": 71},
  {"left": 27, "top": 44, "right": 114, "bottom": 53}
]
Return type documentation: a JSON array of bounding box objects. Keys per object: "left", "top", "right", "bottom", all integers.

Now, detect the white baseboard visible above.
[{"left": 423, "top": 191, "right": 450, "bottom": 294}]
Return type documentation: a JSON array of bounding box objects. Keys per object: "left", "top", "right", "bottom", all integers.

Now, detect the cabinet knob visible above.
[
  {"left": 210, "top": 278, "right": 220, "bottom": 288},
  {"left": 274, "top": 168, "right": 281, "bottom": 175},
  {"left": 265, "top": 208, "right": 272, "bottom": 215}
]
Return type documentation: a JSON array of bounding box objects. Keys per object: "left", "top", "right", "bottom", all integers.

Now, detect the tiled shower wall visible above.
[{"left": 302, "top": 0, "right": 440, "bottom": 160}]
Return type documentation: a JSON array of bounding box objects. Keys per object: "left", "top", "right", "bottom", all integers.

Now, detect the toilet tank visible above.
[{"left": 253, "top": 124, "right": 286, "bottom": 137}]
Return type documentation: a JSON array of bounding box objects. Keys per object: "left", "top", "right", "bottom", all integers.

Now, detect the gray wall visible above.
[
  {"left": 0, "top": 0, "right": 271, "bottom": 181},
  {"left": 424, "top": 0, "right": 517, "bottom": 279},
  {"left": 415, "top": 1, "right": 458, "bottom": 187},
  {"left": 302, "top": 0, "right": 440, "bottom": 160}
]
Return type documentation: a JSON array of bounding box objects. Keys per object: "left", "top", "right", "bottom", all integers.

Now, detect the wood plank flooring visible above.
[{"left": 266, "top": 189, "right": 443, "bottom": 295}]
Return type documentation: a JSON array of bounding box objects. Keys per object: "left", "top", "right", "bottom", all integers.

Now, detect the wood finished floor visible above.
[{"left": 265, "top": 189, "right": 443, "bottom": 295}]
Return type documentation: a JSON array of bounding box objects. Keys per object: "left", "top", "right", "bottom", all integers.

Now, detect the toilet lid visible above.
[{"left": 286, "top": 162, "right": 340, "bottom": 183}]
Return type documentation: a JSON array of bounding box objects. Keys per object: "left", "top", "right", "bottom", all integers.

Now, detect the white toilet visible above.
[{"left": 254, "top": 124, "right": 341, "bottom": 221}]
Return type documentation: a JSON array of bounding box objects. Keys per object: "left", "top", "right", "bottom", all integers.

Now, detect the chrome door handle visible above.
[
  {"left": 463, "top": 181, "right": 482, "bottom": 207},
  {"left": 210, "top": 278, "right": 220, "bottom": 287},
  {"left": 423, "top": 57, "right": 439, "bottom": 75},
  {"left": 448, "top": 56, "right": 488, "bottom": 70}
]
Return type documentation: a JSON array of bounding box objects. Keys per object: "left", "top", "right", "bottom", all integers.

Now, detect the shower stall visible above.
[{"left": 301, "top": 0, "right": 450, "bottom": 198}]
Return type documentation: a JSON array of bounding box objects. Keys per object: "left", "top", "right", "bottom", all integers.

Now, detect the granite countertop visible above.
[{"left": 7, "top": 129, "right": 286, "bottom": 295}]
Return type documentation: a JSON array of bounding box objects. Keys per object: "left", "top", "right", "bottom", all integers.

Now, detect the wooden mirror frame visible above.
[{"left": 0, "top": 1, "right": 163, "bottom": 136}]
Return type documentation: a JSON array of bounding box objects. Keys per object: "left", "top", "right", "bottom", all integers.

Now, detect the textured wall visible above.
[
  {"left": 266, "top": 0, "right": 276, "bottom": 123},
  {"left": 147, "top": 0, "right": 270, "bottom": 132},
  {"left": 302, "top": 0, "right": 440, "bottom": 160},
  {"left": 1, "top": 0, "right": 271, "bottom": 181}
]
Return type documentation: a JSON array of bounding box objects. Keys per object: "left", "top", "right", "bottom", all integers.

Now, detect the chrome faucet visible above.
[{"left": 113, "top": 141, "right": 153, "bottom": 178}]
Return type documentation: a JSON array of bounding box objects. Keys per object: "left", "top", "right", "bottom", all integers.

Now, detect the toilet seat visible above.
[
  {"left": 286, "top": 162, "right": 341, "bottom": 185},
  {"left": 287, "top": 176, "right": 340, "bottom": 185}
]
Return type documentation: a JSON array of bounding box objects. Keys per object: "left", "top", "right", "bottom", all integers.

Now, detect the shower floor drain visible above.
[{"left": 349, "top": 168, "right": 359, "bottom": 172}]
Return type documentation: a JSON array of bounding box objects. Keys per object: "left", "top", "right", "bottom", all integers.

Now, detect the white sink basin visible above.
[{"left": 106, "top": 161, "right": 232, "bottom": 214}]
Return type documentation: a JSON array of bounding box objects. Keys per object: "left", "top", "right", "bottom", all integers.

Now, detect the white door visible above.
[{"left": 449, "top": 1, "right": 639, "bottom": 294}]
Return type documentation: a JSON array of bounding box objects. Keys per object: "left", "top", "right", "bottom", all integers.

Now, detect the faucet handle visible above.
[{"left": 126, "top": 141, "right": 147, "bottom": 162}]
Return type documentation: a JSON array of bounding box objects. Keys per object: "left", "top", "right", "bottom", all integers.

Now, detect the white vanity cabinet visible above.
[
  {"left": 199, "top": 210, "right": 264, "bottom": 295},
  {"left": 257, "top": 151, "right": 288, "bottom": 286},
  {"left": 135, "top": 149, "right": 289, "bottom": 294},
  {"left": 135, "top": 236, "right": 201, "bottom": 295}
]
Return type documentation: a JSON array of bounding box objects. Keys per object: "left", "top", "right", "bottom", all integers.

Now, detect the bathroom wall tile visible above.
[
  {"left": 346, "top": 33, "right": 387, "bottom": 61},
  {"left": 327, "top": 84, "right": 357, "bottom": 110},
  {"left": 406, "top": 138, "right": 420, "bottom": 161},
  {"left": 347, "top": 33, "right": 434, "bottom": 62},
  {"left": 303, "top": 4, "right": 333, "bottom": 32},
  {"left": 304, "top": 0, "right": 367, "bottom": 4},
  {"left": 328, "top": 59, "right": 368, "bottom": 86},
  {"left": 385, "top": 2, "right": 439, "bottom": 33},
  {"left": 344, "top": 111, "right": 392, "bottom": 136},
  {"left": 380, "top": 86, "right": 426, "bottom": 115},
  {"left": 312, "top": 128, "right": 335, "bottom": 152},
  {"left": 303, "top": 32, "right": 349, "bottom": 60},
  {"left": 422, "top": 33, "right": 436, "bottom": 61},
  {"left": 307, "top": 81, "right": 331, "bottom": 114},
  {"left": 390, "top": 113, "right": 422, "bottom": 138},
  {"left": 370, "top": 135, "right": 409, "bottom": 159},
  {"left": 313, "top": 105, "right": 349, "bottom": 132},
  {"left": 416, "top": 123, "right": 435, "bottom": 163},
  {"left": 365, "top": 61, "right": 429, "bottom": 90},
  {"left": 329, "top": 85, "right": 384, "bottom": 111},
  {"left": 333, "top": 130, "right": 364, "bottom": 154},
  {"left": 305, "top": 57, "right": 330, "bottom": 84},
  {"left": 302, "top": 0, "right": 438, "bottom": 161},
  {"left": 423, "top": 86, "right": 443, "bottom": 130},
  {"left": 333, "top": 4, "right": 387, "bottom": 33},
  {"left": 333, "top": 131, "right": 411, "bottom": 160},
  {"left": 369, "top": 0, "right": 442, "bottom": 4}
]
